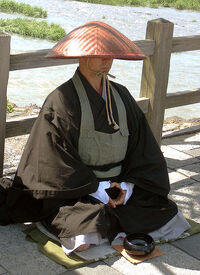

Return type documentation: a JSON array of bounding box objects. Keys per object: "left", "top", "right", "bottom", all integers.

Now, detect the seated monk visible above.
[{"left": 0, "top": 21, "right": 190, "bottom": 254}]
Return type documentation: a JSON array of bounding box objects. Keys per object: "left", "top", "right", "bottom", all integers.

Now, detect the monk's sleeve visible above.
[
  {"left": 13, "top": 106, "right": 99, "bottom": 200},
  {"left": 118, "top": 88, "right": 170, "bottom": 198}
]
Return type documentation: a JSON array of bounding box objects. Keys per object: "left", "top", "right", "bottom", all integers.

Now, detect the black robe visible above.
[{"left": 1, "top": 69, "right": 177, "bottom": 242}]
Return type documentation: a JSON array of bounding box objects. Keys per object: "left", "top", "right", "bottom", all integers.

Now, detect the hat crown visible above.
[{"left": 46, "top": 21, "right": 145, "bottom": 60}]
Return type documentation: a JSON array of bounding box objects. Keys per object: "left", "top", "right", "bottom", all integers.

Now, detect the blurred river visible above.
[{"left": 1, "top": 0, "right": 200, "bottom": 118}]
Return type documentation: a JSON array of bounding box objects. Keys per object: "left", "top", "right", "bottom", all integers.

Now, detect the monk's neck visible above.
[{"left": 79, "top": 67, "right": 102, "bottom": 95}]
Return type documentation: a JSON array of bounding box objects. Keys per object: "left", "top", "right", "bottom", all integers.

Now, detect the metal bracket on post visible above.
[{"left": 140, "top": 18, "right": 174, "bottom": 146}]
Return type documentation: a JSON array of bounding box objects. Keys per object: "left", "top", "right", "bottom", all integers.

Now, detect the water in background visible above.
[{"left": 1, "top": 0, "right": 200, "bottom": 118}]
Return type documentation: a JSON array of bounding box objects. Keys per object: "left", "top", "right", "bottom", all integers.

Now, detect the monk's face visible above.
[
  {"left": 79, "top": 57, "right": 113, "bottom": 75},
  {"left": 88, "top": 57, "right": 113, "bottom": 73}
]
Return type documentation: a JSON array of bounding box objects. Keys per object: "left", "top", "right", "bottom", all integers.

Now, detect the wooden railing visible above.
[{"left": 0, "top": 18, "right": 200, "bottom": 177}]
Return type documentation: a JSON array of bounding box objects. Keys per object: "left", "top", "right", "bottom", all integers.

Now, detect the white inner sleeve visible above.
[
  {"left": 89, "top": 181, "right": 110, "bottom": 204},
  {"left": 61, "top": 232, "right": 108, "bottom": 255},
  {"left": 120, "top": 182, "right": 134, "bottom": 204}
]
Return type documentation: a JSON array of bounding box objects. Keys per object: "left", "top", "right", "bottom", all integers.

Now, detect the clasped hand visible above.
[{"left": 107, "top": 182, "right": 127, "bottom": 208}]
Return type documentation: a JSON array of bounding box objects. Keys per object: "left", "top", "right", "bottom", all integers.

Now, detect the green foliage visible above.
[
  {"left": 0, "top": 0, "right": 47, "bottom": 18},
  {"left": 76, "top": 0, "right": 200, "bottom": 10},
  {"left": 172, "top": 0, "right": 200, "bottom": 11},
  {"left": 6, "top": 100, "right": 14, "bottom": 113},
  {"left": 148, "top": 0, "right": 200, "bottom": 10},
  {"left": 124, "top": 0, "right": 145, "bottom": 6},
  {"left": 148, "top": 0, "right": 174, "bottom": 8},
  {"left": 0, "top": 18, "right": 66, "bottom": 41},
  {"left": 76, "top": 0, "right": 144, "bottom": 6}
]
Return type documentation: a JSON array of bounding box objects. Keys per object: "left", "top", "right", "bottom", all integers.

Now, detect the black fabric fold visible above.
[{"left": 87, "top": 161, "right": 122, "bottom": 172}]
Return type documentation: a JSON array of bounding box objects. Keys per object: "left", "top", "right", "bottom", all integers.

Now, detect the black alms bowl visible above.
[{"left": 123, "top": 233, "right": 155, "bottom": 256}]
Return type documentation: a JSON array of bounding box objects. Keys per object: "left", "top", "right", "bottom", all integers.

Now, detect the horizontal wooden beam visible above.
[
  {"left": 6, "top": 115, "right": 37, "bottom": 138},
  {"left": 10, "top": 49, "right": 78, "bottom": 71},
  {"left": 9, "top": 35, "right": 200, "bottom": 71},
  {"left": 165, "top": 88, "right": 200, "bottom": 109},
  {"left": 136, "top": 97, "right": 149, "bottom": 113},
  {"left": 135, "top": 40, "right": 155, "bottom": 56},
  {"left": 7, "top": 89, "right": 200, "bottom": 138},
  {"left": 9, "top": 40, "right": 155, "bottom": 71},
  {"left": 5, "top": 98, "right": 150, "bottom": 138},
  {"left": 172, "top": 35, "right": 200, "bottom": 53}
]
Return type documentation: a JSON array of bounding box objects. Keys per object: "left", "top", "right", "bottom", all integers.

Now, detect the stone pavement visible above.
[{"left": 0, "top": 130, "right": 200, "bottom": 275}]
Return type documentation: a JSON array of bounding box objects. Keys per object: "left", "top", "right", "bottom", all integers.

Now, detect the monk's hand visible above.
[
  {"left": 107, "top": 182, "right": 126, "bottom": 207},
  {"left": 107, "top": 182, "right": 120, "bottom": 208},
  {"left": 111, "top": 182, "right": 127, "bottom": 206},
  {"left": 107, "top": 197, "right": 116, "bottom": 208}
]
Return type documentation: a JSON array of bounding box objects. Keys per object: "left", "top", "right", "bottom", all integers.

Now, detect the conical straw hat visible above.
[{"left": 46, "top": 21, "right": 146, "bottom": 60}]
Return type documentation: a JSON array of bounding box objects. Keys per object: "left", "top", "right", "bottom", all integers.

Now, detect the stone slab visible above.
[
  {"left": 0, "top": 265, "right": 8, "bottom": 274},
  {"left": 103, "top": 243, "right": 200, "bottom": 275},
  {"left": 161, "top": 145, "right": 199, "bottom": 169},
  {"left": 0, "top": 224, "right": 66, "bottom": 275},
  {"left": 162, "top": 125, "right": 200, "bottom": 139},
  {"left": 0, "top": 247, "right": 66, "bottom": 275},
  {"left": 177, "top": 163, "right": 200, "bottom": 182},
  {"left": 183, "top": 148, "right": 200, "bottom": 159},
  {"left": 162, "top": 132, "right": 200, "bottom": 151},
  {"left": 172, "top": 233, "right": 200, "bottom": 261},
  {"left": 169, "top": 182, "right": 200, "bottom": 223},
  {"left": 168, "top": 168, "right": 195, "bottom": 190},
  {"left": 60, "top": 261, "right": 122, "bottom": 275}
]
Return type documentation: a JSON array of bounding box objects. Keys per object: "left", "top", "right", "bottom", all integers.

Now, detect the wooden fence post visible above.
[
  {"left": 140, "top": 18, "right": 174, "bottom": 146},
  {"left": 0, "top": 33, "right": 10, "bottom": 177}
]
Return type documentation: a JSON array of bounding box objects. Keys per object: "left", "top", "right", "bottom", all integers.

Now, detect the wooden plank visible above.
[
  {"left": 6, "top": 88, "right": 200, "bottom": 139},
  {"left": 134, "top": 40, "right": 155, "bottom": 56},
  {"left": 136, "top": 97, "right": 149, "bottom": 114},
  {"left": 9, "top": 35, "right": 200, "bottom": 71},
  {"left": 10, "top": 49, "right": 78, "bottom": 71},
  {"left": 166, "top": 89, "right": 200, "bottom": 109},
  {"left": 140, "top": 18, "right": 174, "bottom": 146},
  {"left": 172, "top": 35, "right": 200, "bottom": 53},
  {"left": 6, "top": 115, "right": 37, "bottom": 138},
  {"left": 9, "top": 40, "right": 155, "bottom": 71},
  {"left": 0, "top": 33, "right": 10, "bottom": 177},
  {"left": 5, "top": 98, "right": 149, "bottom": 138},
  {"left": 5, "top": 88, "right": 200, "bottom": 138}
]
